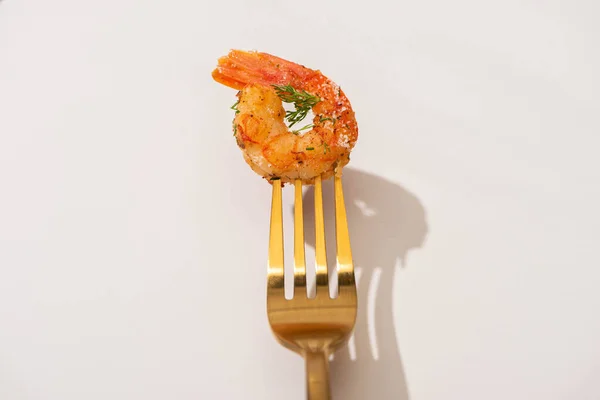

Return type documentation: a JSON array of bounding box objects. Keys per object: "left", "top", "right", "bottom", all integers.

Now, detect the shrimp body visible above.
[{"left": 212, "top": 50, "right": 358, "bottom": 184}]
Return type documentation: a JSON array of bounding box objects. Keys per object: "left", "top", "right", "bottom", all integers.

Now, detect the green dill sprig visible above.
[
  {"left": 273, "top": 84, "right": 320, "bottom": 128},
  {"left": 231, "top": 100, "right": 240, "bottom": 136},
  {"left": 323, "top": 143, "right": 330, "bottom": 154},
  {"left": 319, "top": 115, "right": 336, "bottom": 125},
  {"left": 291, "top": 123, "right": 314, "bottom": 135}
]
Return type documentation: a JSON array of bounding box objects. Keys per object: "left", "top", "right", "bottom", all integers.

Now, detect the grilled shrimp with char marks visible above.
[{"left": 212, "top": 50, "right": 358, "bottom": 184}]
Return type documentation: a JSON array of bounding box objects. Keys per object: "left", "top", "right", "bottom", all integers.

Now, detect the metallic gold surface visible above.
[{"left": 267, "top": 175, "right": 357, "bottom": 400}]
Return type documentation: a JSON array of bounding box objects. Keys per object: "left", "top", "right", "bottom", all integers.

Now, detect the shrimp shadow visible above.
[{"left": 299, "top": 168, "right": 428, "bottom": 400}]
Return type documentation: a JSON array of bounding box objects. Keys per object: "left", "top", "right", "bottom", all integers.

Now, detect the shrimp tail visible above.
[{"left": 212, "top": 50, "right": 318, "bottom": 90}]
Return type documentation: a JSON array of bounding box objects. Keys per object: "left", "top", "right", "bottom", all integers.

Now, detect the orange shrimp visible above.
[{"left": 212, "top": 50, "right": 358, "bottom": 184}]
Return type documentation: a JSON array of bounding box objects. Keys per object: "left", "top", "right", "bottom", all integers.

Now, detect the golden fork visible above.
[{"left": 267, "top": 174, "right": 358, "bottom": 400}]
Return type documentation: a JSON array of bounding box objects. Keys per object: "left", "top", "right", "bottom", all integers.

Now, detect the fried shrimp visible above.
[{"left": 212, "top": 50, "right": 358, "bottom": 184}]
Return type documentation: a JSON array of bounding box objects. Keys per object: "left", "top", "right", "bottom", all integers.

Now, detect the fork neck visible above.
[{"left": 305, "top": 350, "right": 331, "bottom": 400}]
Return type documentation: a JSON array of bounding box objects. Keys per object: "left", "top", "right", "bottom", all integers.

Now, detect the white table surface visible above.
[{"left": 1, "top": 1, "right": 600, "bottom": 399}]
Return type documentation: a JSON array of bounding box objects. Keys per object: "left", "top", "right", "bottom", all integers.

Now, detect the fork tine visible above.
[
  {"left": 268, "top": 179, "right": 284, "bottom": 294},
  {"left": 314, "top": 175, "right": 329, "bottom": 297},
  {"left": 293, "top": 180, "right": 307, "bottom": 295},
  {"left": 334, "top": 175, "right": 355, "bottom": 294}
]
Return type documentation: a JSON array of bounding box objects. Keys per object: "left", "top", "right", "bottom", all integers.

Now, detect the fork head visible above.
[{"left": 266, "top": 174, "right": 357, "bottom": 355}]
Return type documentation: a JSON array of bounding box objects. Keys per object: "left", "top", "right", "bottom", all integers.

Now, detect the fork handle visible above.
[{"left": 305, "top": 351, "right": 331, "bottom": 400}]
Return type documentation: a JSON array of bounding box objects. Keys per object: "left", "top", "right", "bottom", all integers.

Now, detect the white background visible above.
[{"left": 1, "top": 0, "right": 599, "bottom": 399}]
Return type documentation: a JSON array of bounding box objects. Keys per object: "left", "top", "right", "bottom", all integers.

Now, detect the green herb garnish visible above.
[
  {"left": 273, "top": 84, "right": 321, "bottom": 128},
  {"left": 319, "top": 116, "right": 332, "bottom": 123},
  {"left": 323, "top": 143, "right": 330, "bottom": 154},
  {"left": 305, "top": 146, "right": 315, "bottom": 151},
  {"left": 291, "top": 123, "right": 314, "bottom": 135}
]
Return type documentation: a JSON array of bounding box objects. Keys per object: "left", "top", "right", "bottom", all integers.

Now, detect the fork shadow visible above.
[{"left": 300, "top": 168, "right": 428, "bottom": 400}]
